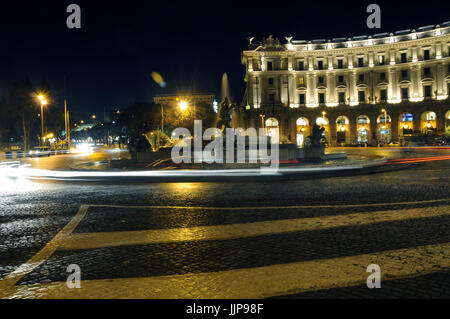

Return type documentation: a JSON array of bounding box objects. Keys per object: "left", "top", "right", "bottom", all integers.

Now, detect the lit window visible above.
[
  {"left": 426, "top": 112, "right": 436, "bottom": 121},
  {"left": 357, "top": 115, "right": 370, "bottom": 124},
  {"left": 402, "top": 113, "right": 413, "bottom": 122},
  {"left": 297, "top": 118, "right": 308, "bottom": 126}
]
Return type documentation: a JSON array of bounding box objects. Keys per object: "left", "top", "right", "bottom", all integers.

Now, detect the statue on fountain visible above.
[
  {"left": 216, "top": 97, "right": 233, "bottom": 130},
  {"left": 302, "top": 123, "right": 326, "bottom": 160},
  {"left": 305, "top": 124, "right": 326, "bottom": 147}
]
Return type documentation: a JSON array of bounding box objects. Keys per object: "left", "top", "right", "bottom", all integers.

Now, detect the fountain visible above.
[
  {"left": 216, "top": 73, "right": 235, "bottom": 131},
  {"left": 221, "top": 73, "right": 230, "bottom": 103}
]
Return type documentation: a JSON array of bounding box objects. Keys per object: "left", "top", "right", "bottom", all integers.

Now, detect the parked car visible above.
[{"left": 27, "top": 146, "right": 52, "bottom": 157}]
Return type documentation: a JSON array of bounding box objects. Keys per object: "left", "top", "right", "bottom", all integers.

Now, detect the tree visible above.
[
  {"left": 0, "top": 96, "right": 9, "bottom": 147},
  {"left": 118, "top": 102, "right": 160, "bottom": 136},
  {"left": 8, "top": 78, "right": 37, "bottom": 152},
  {"left": 164, "top": 101, "right": 216, "bottom": 133}
]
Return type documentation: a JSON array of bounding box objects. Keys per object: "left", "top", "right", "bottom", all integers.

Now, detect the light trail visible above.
[
  {"left": 386, "top": 155, "right": 450, "bottom": 164},
  {"left": 0, "top": 158, "right": 386, "bottom": 182}
]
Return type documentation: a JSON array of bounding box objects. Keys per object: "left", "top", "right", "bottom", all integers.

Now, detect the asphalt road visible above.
[{"left": 0, "top": 147, "right": 449, "bottom": 298}]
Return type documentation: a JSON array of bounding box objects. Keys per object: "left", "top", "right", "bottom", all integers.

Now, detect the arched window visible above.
[
  {"left": 357, "top": 115, "right": 370, "bottom": 124},
  {"left": 425, "top": 112, "right": 436, "bottom": 121},
  {"left": 296, "top": 117, "right": 308, "bottom": 126},
  {"left": 377, "top": 114, "right": 391, "bottom": 124},
  {"left": 401, "top": 113, "right": 413, "bottom": 122},
  {"left": 265, "top": 118, "right": 279, "bottom": 127},
  {"left": 316, "top": 117, "right": 329, "bottom": 126},
  {"left": 336, "top": 116, "right": 349, "bottom": 125}
]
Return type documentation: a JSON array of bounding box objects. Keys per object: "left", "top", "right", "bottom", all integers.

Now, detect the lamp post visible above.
[
  {"left": 259, "top": 114, "right": 265, "bottom": 128},
  {"left": 381, "top": 108, "right": 388, "bottom": 146},
  {"left": 38, "top": 95, "right": 47, "bottom": 146}
]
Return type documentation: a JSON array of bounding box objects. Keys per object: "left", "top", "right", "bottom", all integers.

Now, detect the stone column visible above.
[
  {"left": 349, "top": 116, "right": 357, "bottom": 144},
  {"left": 391, "top": 111, "right": 399, "bottom": 140},
  {"left": 388, "top": 69, "right": 397, "bottom": 101},
  {"left": 349, "top": 71, "right": 357, "bottom": 104},
  {"left": 307, "top": 73, "right": 316, "bottom": 105},
  {"left": 328, "top": 119, "right": 337, "bottom": 147},
  {"left": 435, "top": 42, "right": 442, "bottom": 59},
  {"left": 413, "top": 111, "right": 422, "bottom": 134},
  {"left": 436, "top": 62, "right": 444, "bottom": 96},
  {"left": 411, "top": 65, "right": 420, "bottom": 99},
  {"left": 327, "top": 72, "right": 336, "bottom": 104},
  {"left": 291, "top": 115, "right": 297, "bottom": 144},
  {"left": 437, "top": 109, "right": 446, "bottom": 133},
  {"left": 370, "top": 114, "right": 378, "bottom": 145}
]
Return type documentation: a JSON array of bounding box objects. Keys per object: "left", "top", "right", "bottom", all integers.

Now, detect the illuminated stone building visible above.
[{"left": 236, "top": 22, "right": 450, "bottom": 146}]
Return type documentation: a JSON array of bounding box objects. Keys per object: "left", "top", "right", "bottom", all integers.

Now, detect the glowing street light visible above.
[
  {"left": 381, "top": 108, "right": 388, "bottom": 145},
  {"left": 37, "top": 94, "right": 48, "bottom": 146},
  {"left": 259, "top": 114, "right": 265, "bottom": 128},
  {"left": 179, "top": 101, "right": 188, "bottom": 111}
]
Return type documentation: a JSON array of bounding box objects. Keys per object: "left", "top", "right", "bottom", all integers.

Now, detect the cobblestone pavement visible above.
[{"left": 0, "top": 148, "right": 449, "bottom": 298}]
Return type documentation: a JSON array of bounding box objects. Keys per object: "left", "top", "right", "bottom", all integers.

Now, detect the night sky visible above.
[{"left": 0, "top": 0, "right": 449, "bottom": 120}]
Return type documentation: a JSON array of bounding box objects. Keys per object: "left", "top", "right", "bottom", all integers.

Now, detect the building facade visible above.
[{"left": 236, "top": 22, "right": 450, "bottom": 146}]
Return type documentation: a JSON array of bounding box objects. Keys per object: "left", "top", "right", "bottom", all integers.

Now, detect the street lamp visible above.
[
  {"left": 259, "top": 114, "right": 265, "bottom": 128},
  {"left": 179, "top": 101, "right": 188, "bottom": 111},
  {"left": 38, "top": 94, "right": 47, "bottom": 146},
  {"left": 381, "top": 108, "right": 388, "bottom": 145}
]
